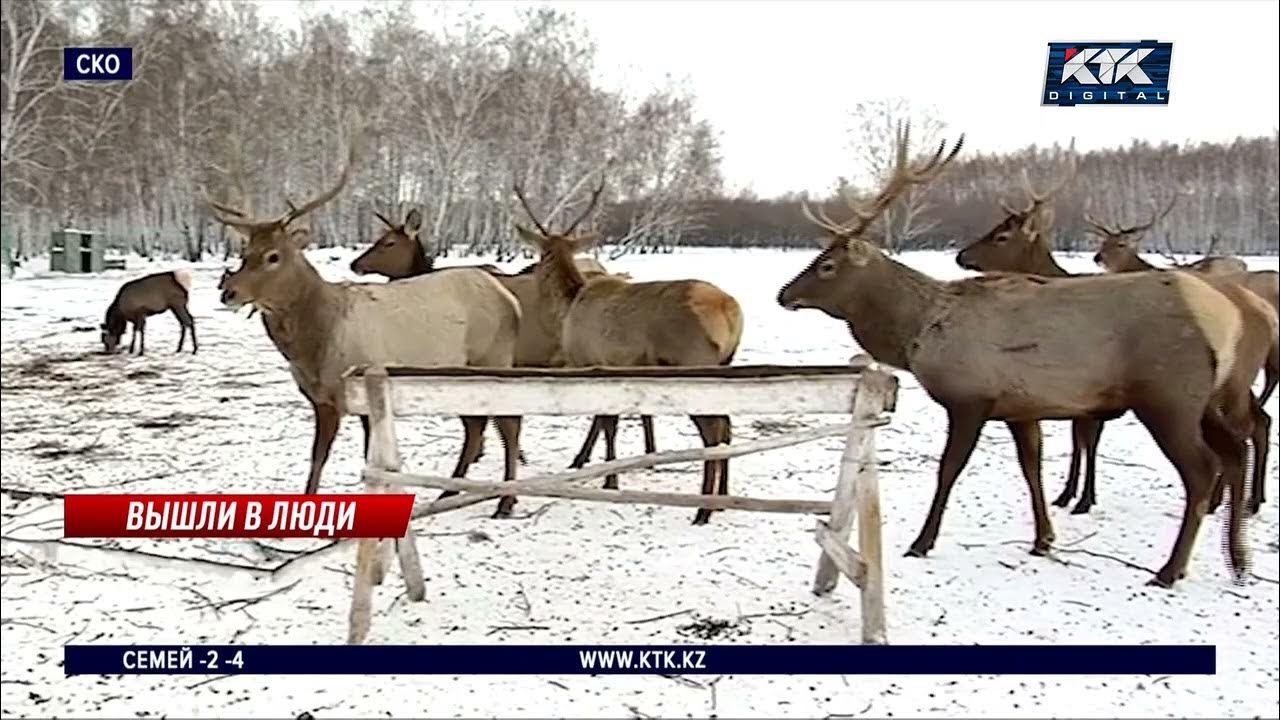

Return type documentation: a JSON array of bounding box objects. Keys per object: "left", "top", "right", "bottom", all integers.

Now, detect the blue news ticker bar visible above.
[{"left": 64, "top": 644, "right": 1215, "bottom": 676}]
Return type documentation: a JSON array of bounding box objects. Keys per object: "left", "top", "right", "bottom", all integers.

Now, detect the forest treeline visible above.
[{"left": 2, "top": 0, "right": 1277, "bottom": 261}]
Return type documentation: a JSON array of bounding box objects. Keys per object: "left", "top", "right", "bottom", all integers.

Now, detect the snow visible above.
[{"left": 2, "top": 246, "right": 1278, "bottom": 719}]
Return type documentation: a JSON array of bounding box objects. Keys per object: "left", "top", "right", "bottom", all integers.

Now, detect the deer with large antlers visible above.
[
  {"left": 779, "top": 122, "right": 1277, "bottom": 588},
  {"left": 211, "top": 130, "right": 525, "bottom": 516},
  {"left": 1086, "top": 198, "right": 1250, "bottom": 275},
  {"left": 512, "top": 176, "right": 743, "bottom": 525},
  {"left": 349, "top": 206, "right": 660, "bottom": 468},
  {"left": 954, "top": 167, "right": 1273, "bottom": 516}
]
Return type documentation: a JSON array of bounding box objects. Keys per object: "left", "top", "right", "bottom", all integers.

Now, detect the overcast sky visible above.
[{"left": 256, "top": 0, "right": 1280, "bottom": 198}]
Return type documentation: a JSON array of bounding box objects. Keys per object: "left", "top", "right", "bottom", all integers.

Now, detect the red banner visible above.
[{"left": 63, "top": 494, "right": 415, "bottom": 539}]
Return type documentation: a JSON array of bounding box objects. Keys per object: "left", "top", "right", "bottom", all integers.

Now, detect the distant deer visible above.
[
  {"left": 1087, "top": 197, "right": 1249, "bottom": 275},
  {"left": 778, "top": 121, "right": 1276, "bottom": 588},
  {"left": 513, "top": 177, "right": 743, "bottom": 525},
  {"left": 211, "top": 129, "right": 525, "bottom": 516},
  {"left": 349, "top": 207, "right": 660, "bottom": 465},
  {"left": 100, "top": 270, "right": 198, "bottom": 355}
]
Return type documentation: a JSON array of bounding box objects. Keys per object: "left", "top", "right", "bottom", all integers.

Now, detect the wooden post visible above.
[
  {"left": 365, "top": 366, "right": 426, "bottom": 602},
  {"left": 813, "top": 355, "right": 893, "bottom": 644},
  {"left": 348, "top": 366, "right": 425, "bottom": 645}
]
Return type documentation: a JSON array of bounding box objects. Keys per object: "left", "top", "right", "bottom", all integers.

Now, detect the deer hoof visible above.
[
  {"left": 1248, "top": 500, "right": 1263, "bottom": 516},
  {"left": 904, "top": 546, "right": 929, "bottom": 558},
  {"left": 602, "top": 478, "right": 618, "bottom": 490},
  {"left": 1029, "top": 543, "right": 1051, "bottom": 557},
  {"left": 691, "top": 512, "right": 710, "bottom": 526},
  {"left": 1051, "top": 493, "right": 1073, "bottom": 508},
  {"left": 1070, "top": 501, "right": 1093, "bottom": 515},
  {"left": 491, "top": 499, "right": 516, "bottom": 519},
  {"left": 1145, "top": 574, "right": 1176, "bottom": 589}
]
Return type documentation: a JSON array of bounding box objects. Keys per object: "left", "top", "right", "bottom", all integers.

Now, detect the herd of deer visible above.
[{"left": 94, "top": 123, "right": 1277, "bottom": 590}]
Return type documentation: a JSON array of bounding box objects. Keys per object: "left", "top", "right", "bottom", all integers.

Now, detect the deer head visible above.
[
  {"left": 210, "top": 130, "right": 361, "bottom": 311},
  {"left": 1086, "top": 193, "right": 1180, "bottom": 271},
  {"left": 778, "top": 121, "right": 964, "bottom": 318},
  {"left": 350, "top": 208, "right": 428, "bottom": 278},
  {"left": 956, "top": 154, "right": 1077, "bottom": 272},
  {"left": 511, "top": 175, "right": 606, "bottom": 264}
]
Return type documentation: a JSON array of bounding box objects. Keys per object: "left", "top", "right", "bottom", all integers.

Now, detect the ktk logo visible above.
[
  {"left": 1042, "top": 41, "right": 1172, "bottom": 107},
  {"left": 1060, "top": 47, "right": 1153, "bottom": 85}
]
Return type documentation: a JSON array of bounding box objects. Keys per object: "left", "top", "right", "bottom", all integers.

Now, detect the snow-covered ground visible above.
[{"left": 1, "top": 246, "right": 1278, "bottom": 718}]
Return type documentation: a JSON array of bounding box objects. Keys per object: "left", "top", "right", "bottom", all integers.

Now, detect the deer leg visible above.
[
  {"left": 642, "top": 415, "right": 657, "bottom": 455},
  {"left": 1258, "top": 348, "right": 1278, "bottom": 406},
  {"left": 360, "top": 415, "right": 371, "bottom": 459},
  {"left": 491, "top": 416, "right": 522, "bottom": 519},
  {"left": 172, "top": 305, "right": 197, "bottom": 354},
  {"left": 570, "top": 417, "right": 603, "bottom": 469},
  {"left": 304, "top": 402, "right": 341, "bottom": 494},
  {"left": 599, "top": 415, "right": 620, "bottom": 490},
  {"left": 1133, "top": 404, "right": 1220, "bottom": 588},
  {"left": 1248, "top": 399, "right": 1270, "bottom": 515},
  {"left": 1052, "top": 424, "right": 1082, "bottom": 508},
  {"left": 1007, "top": 420, "right": 1054, "bottom": 555},
  {"left": 691, "top": 415, "right": 721, "bottom": 520},
  {"left": 1200, "top": 402, "right": 1252, "bottom": 583},
  {"left": 136, "top": 318, "right": 146, "bottom": 355},
  {"left": 435, "top": 416, "right": 488, "bottom": 501},
  {"left": 1071, "top": 417, "right": 1105, "bottom": 514},
  {"left": 128, "top": 322, "right": 138, "bottom": 354},
  {"left": 907, "top": 402, "right": 989, "bottom": 558}
]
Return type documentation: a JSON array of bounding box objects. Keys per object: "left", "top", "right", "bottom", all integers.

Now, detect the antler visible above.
[
  {"left": 1081, "top": 198, "right": 1120, "bottom": 237},
  {"left": 208, "top": 124, "right": 363, "bottom": 232},
  {"left": 840, "top": 121, "right": 965, "bottom": 237},
  {"left": 372, "top": 209, "right": 396, "bottom": 229},
  {"left": 562, "top": 174, "right": 606, "bottom": 235},
  {"left": 799, "top": 199, "right": 850, "bottom": 236},
  {"left": 277, "top": 125, "right": 363, "bottom": 228},
  {"left": 1115, "top": 193, "right": 1179, "bottom": 236},
  {"left": 512, "top": 181, "right": 551, "bottom": 236}
]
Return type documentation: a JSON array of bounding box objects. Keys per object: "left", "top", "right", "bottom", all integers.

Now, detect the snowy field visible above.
[{"left": 1, "top": 246, "right": 1278, "bottom": 718}]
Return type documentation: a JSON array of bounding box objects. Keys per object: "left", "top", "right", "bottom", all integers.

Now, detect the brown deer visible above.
[
  {"left": 513, "top": 177, "right": 743, "bottom": 525},
  {"left": 778, "top": 121, "right": 1276, "bottom": 588},
  {"left": 955, "top": 174, "right": 1274, "bottom": 516},
  {"left": 954, "top": 159, "right": 1115, "bottom": 514},
  {"left": 211, "top": 130, "right": 525, "bottom": 516},
  {"left": 100, "top": 270, "right": 198, "bottom": 355},
  {"left": 1086, "top": 204, "right": 1280, "bottom": 514},
  {"left": 1087, "top": 197, "right": 1249, "bottom": 275},
  {"left": 349, "top": 207, "right": 660, "bottom": 464}
]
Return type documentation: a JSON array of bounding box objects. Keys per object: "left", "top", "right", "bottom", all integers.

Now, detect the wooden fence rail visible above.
[{"left": 341, "top": 358, "right": 898, "bottom": 646}]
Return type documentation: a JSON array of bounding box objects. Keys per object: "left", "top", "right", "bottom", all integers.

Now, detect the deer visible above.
[
  {"left": 777, "top": 121, "right": 1277, "bottom": 588},
  {"left": 1087, "top": 198, "right": 1250, "bottom": 275},
  {"left": 1085, "top": 203, "right": 1280, "bottom": 515},
  {"left": 348, "top": 207, "right": 660, "bottom": 467},
  {"left": 955, "top": 174, "right": 1275, "bottom": 516},
  {"left": 100, "top": 270, "right": 198, "bottom": 355},
  {"left": 211, "top": 129, "right": 525, "bottom": 517},
  {"left": 512, "top": 176, "right": 744, "bottom": 525}
]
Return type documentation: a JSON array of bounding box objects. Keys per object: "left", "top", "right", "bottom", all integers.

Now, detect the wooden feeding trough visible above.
[{"left": 341, "top": 357, "right": 899, "bottom": 645}]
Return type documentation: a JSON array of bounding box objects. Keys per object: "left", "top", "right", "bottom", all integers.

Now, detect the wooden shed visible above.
[{"left": 49, "top": 228, "right": 104, "bottom": 273}]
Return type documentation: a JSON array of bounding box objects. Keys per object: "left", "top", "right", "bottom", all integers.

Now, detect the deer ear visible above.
[
  {"left": 289, "top": 227, "right": 311, "bottom": 249},
  {"left": 514, "top": 224, "right": 547, "bottom": 250},
  {"left": 404, "top": 208, "right": 422, "bottom": 234},
  {"left": 570, "top": 232, "right": 602, "bottom": 253}
]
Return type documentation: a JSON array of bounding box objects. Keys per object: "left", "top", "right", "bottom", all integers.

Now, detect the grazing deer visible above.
[
  {"left": 513, "top": 177, "right": 743, "bottom": 525},
  {"left": 349, "top": 207, "right": 660, "bottom": 463},
  {"left": 100, "top": 270, "right": 198, "bottom": 355},
  {"left": 211, "top": 130, "right": 525, "bottom": 516},
  {"left": 1087, "top": 197, "right": 1249, "bottom": 275},
  {"left": 778, "top": 122, "right": 1276, "bottom": 588}
]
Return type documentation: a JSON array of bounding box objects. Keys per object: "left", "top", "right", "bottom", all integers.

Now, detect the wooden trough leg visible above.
[
  {"left": 348, "top": 368, "right": 426, "bottom": 645},
  {"left": 813, "top": 358, "right": 892, "bottom": 645}
]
